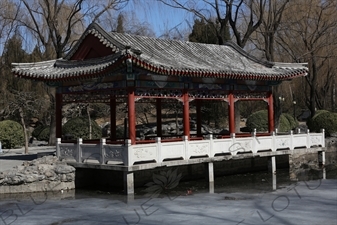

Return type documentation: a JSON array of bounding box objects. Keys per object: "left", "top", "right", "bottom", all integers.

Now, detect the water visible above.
[{"left": 0, "top": 168, "right": 336, "bottom": 225}]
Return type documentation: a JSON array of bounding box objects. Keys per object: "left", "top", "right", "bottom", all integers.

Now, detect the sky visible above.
[
  {"left": 0, "top": 0, "right": 209, "bottom": 55},
  {"left": 121, "top": 0, "right": 202, "bottom": 38}
]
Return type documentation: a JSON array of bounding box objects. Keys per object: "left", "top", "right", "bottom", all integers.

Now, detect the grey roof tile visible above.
[{"left": 12, "top": 23, "right": 308, "bottom": 81}]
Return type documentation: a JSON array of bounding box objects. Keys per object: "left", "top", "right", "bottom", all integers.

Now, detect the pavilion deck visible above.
[{"left": 56, "top": 130, "right": 326, "bottom": 195}]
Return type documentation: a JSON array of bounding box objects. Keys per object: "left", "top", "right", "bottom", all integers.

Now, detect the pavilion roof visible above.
[{"left": 12, "top": 23, "right": 308, "bottom": 82}]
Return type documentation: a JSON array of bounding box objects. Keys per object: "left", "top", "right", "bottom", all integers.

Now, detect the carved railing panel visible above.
[
  {"left": 59, "top": 144, "right": 77, "bottom": 160},
  {"left": 81, "top": 144, "right": 101, "bottom": 163}
]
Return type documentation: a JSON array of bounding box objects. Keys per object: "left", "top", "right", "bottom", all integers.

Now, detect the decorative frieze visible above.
[
  {"left": 104, "top": 146, "right": 123, "bottom": 159},
  {"left": 189, "top": 143, "right": 209, "bottom": 155},
  {"left": 135, "top": 88, "right": 183, "bottom": 98},
  {"left": 189, "top": 90, "right": 228, "bottom": 99},
  {"left": 234, "top": 92, "right": 268, "bottom": 99},
  {"left": 60, "top": 146, "right": 76, "bottom": 158}
]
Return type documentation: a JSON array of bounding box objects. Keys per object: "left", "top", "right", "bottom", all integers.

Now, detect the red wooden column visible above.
[
  {"left": 196, "top": 99, "right": 202, "bottom": 137},
  {"left": 55, "top": 91, "right": 62, "bottom": 139},
  {"left": 128, "top": 88, "right": 136, "bottom": 144},
  {"left": 183, "top": 90, "right": 190, "bottom": 140},
  {"left": 156, "top": 98, "right": 162, "bottom": 137},
  {"left": 228, "top": 92, "right": 235, "bottom": 135},
  {"left": 110, "top": 96, "right": 117, "bottom": 141},
  {"left": 268, "top": 92, "right": 275, "bottom": 133}
]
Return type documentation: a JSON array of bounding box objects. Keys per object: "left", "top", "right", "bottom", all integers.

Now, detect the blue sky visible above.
[
  {"left": 122, "top": 0, "right": 197, "bottom": 37},
  {"left": 0, "top": 1, "right": 207, "bottom": 55}
]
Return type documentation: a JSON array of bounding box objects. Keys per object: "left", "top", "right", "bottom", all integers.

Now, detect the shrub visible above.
[
  {"left": 32, "top": 125, "right": 46, "bottom": 139},
  {"left": 246, "top": 110, "right": 268, "bottom": 132},
  {"left": 306, "top": 110, "right": 330, "bottom": 131},
  {"left": 283, "top": 113, "right": 299, "bottom": 130},
  {"left": 63, "top": 117, "right": 102, "bottom": 139},
  {"left": 307, "top": 111, "right": 337, "bottom": 136},
  {"left": 0, "top": 120, "right": 25, "bottom": 149},
  {"left": 278, "top": 115, "right": 292, "bottom": 132},
  {"left": 246, "top": 110, "right": 294, "bottom": 132},
  {"left": 37, "top": 126, "right": 50, "bottom": 142}
]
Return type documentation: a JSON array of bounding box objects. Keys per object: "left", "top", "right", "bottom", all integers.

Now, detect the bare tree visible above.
[
  {"left": 2, "top": 90, "right": 46, "bottom": 154},
  {"left": 276, "top": 0, "right": 337, "bottom": 117},
  {"left": 158, "top": 0, "right": 266, "bottom": 47},
  {"left": 14, "top": 0, "right": 129, "bottom": 145},
  {"left": 251, "top": 0, "right": 290, "bottom": 129}
]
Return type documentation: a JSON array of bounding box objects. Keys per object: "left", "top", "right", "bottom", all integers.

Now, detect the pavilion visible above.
[
  {"left": 11, "top": 23, "right": 308, "bottom": 145},
  {"left": 12, "top": 23, "right": 327, "bottom": 195}
]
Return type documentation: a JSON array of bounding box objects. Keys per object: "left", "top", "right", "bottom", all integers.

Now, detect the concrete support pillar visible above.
[
  {"left": 268, "top": 156, "right": 277, "bottom": 190},
  {"left": 208, "top": 162, "right": 214, "bottom": 182},
  {"left": 207, "top": 162, "right": 214, "bottom": 193},
  {"left": 124, "top": 171, "right": 134, "bottom": 195},
  {"left": 268, "top": 156, "right": 276, "bottom": 173},
  {"left": 318, "top": 151, "right": 326, "bottom": 167},
  {"left": 319, "top": 151, "right": 326, "bottom": 180}
]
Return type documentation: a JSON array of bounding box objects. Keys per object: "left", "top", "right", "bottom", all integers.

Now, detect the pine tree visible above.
[
  {"left": 188, "top": 19, "right": 230, "bottom": 45},
  {"left": 116, "top": 13, "right": 125, "bottom": 33}
]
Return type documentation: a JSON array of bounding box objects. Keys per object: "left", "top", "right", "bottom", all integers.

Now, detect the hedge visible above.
[
  {"left": 0, "top": 120, "right": 25, "bottom": 149},
  {"left": 307, "top": 110, "right": 337, "bottom": 136},
  {"left": 62, "top": 117, "right": 102, "bottom": 139},
  {"left": 246, "top": 110, "right": 297, "bottom": 132}
]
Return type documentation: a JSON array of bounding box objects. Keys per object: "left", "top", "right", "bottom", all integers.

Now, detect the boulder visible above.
[{"left": 0, "top": 155, "right": 75, "bottom": 194}]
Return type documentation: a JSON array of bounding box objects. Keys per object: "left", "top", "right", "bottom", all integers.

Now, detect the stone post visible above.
[
  {"left": 206, "top": 162, "right": 214, "bottom": 194},
  {"left": 124, "top": 171, "right": 134, "bottom": 195},
  {"left": 100, "top": 138, "right": 106, "bottom": 164},
  {"left": 76, "top": 138, "right": 82, "bottom": 163},
  {"left": 268, "top": 156, "right": 277, "bottom": 190},
  {"left": 56, "top": 138, "right": 61, "bottom": 157}
]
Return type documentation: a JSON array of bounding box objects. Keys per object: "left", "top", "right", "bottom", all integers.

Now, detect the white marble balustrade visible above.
[{"left": 56, "top": 129, "right": 325, "bottom": 166}]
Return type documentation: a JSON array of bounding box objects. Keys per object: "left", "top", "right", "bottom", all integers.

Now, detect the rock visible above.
[
  {"left": 54, "top": 165, "right": 75, "bottom": 174},
  {"left": 7, "top": 175, "right": 24, "bottom": 185},
  {"left": 45, "top": 169, "right": 55, "bottom": 178},
  {"left": 66, "top": 173, "right": 75, "bottom": 182},
  {"left": 0, "top": 156, "right": 75, "bottom": 194},
  {"left": 24, "top": 174, "right": 40, "bottom": 183},
  {"left": 38, "top": 164, "right": 54, "bottom": 174}
]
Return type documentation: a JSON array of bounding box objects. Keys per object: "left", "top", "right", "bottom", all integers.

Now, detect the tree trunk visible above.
[
  {"left": 47, "top": 87, "right": 56, "bottom": 146},
  {"left": 308, "top": 55, "right": 318, "bottom": 118},
  {"left": 19, "top": 107, "right": 29, "bottom": 154},
  {"left": 87, "top": 104, "right": 92, "bottom": 139}
]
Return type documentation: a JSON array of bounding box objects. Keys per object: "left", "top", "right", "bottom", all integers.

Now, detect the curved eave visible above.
[
  {"left": 126, "top": 54, "right": 308, "bottom": 81},
  {"left": 12, "top": 54, "right": 127, "bottom": 82}
]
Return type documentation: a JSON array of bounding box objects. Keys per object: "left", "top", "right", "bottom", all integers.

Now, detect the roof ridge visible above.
[
  {"left": 56, "top": 52, "right": 123, "bottom": 68},
  {"left": 64, "top": 22, "right": 126, "bottom": 60},
  {"left": 222, "top": 41, "right": 274, "bottom": 68}
]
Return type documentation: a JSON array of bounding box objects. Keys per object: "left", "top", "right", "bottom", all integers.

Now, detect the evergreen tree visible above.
[
  {"left": 116, "top": 13, "right": 125, "bottom": 33},
  {"left": 189, "top": 18, "right": 230, "bottom": 45},
  {"left": 188, "top": 19, "right": 231, "bottom": 130},
  {"left": 1, "top": 35, "right": 29, "bottom": 91}
]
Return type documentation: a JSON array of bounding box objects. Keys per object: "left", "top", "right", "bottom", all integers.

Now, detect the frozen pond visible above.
[{"left": 0, "top": 169, "right": 336, "bottom": 225}]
